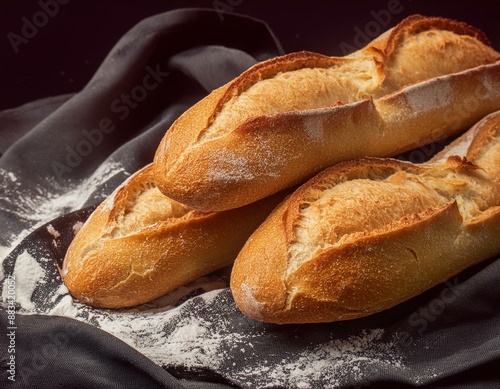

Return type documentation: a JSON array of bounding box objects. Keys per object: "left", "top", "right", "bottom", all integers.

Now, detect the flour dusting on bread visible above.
[
  {"left": 154, "top": 15, "right": 500, "bottom": 212},
  {"left": 231, "top": 111, "right": 500, "bottom": 324}
]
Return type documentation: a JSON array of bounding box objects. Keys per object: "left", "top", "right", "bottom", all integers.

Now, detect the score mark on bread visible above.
[
  {"left": 153, "top": 15, "right": 500, "bottom": 211},
  {"left": 62, "top": 165, "right": 284, "bottom": 308},
  {"left": 230, "top": 111, "right": 500, "bottom": 324},
  {"left": 63, "top": 15, "right": 500, "bottom": 325}
]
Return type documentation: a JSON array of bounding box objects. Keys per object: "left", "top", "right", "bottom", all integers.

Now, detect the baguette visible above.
[
  {"left": 230, "top": 110, "right": 500, "bottom": 324},
  {"left": 62, "top": 164, "right": 284, "bottom": 309},
  {"left": 153, "top": 15, "right": 500, "bottom": 212}
]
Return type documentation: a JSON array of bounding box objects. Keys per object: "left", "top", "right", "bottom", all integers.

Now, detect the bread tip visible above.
[{"left": 233, "top": 283, "right": 267, "bottom": 321}]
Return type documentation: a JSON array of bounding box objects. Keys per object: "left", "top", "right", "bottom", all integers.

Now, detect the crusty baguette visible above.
[
  {"left": 230, "top": 110, "right": 500, "bottom": 324},
  {"left": 153, "top": 15, "right": 500, "bottom": 212},
  {"left": 62, "top": 164, "right": 284, "bottom": 309}
]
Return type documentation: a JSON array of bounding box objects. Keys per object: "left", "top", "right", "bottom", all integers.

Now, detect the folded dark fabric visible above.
[
  {"left": 0, "top": 7, "right": 282, "bottom": 249},
  {"left": 0, "top": 7, "right": 499, "bottom": 389},
  {"left": 0, "top": 310, "right": 232, "bottom": 389}
]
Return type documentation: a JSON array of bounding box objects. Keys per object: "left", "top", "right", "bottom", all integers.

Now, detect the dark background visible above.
[{"left": 1, "top": 0, "right": 499, "bottom": 111}]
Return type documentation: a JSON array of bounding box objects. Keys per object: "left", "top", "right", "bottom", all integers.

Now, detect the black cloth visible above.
[{"left": 1, "top": 8, "right": 499, "bottom": 389}]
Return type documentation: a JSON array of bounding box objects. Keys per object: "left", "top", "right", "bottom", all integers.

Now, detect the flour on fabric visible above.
[
  {"left": 0, "top": 159, "right": 408, "bottom": 389},
  {"left": 0, "top": 161, "right": 127, "bottom": 257}
]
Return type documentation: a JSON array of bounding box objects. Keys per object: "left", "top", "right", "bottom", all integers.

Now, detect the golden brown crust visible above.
[
  {"left": 230, "top": 112, "right": 500, "bottom": 324},
  {"left": 381, "top": 14, "right": 492, "bottom": 55},
  {"left": 153, "top": 15, "right": 500, "bottom": 212},
  {"left": 62, "top": 164, "right": 285, "bottom": 309},
  {"left": 208, "top": 51, "right": 341, "bottom": 126}
]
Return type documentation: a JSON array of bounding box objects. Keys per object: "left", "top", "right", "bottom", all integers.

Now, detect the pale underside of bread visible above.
[
  {"left": 154, "top": 14, "right": 500, "bottom": 211},
  {"left": 62, "top": 164, "right": 283, "bottom": 308},
  {"left": 230, "top": 111, "right": 500, "bottom": 324}
]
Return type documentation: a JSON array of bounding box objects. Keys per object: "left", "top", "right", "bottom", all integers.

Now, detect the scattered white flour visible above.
[
  {"left": 40, "top": 285, "right": 405, "bottom": 388},
  {"left": 405, "top": 77, "right": 453, "bottom": 113},
  {"left": 2, "top": 250, "right": 46, "bottom": 310},
  {"left": 303, "top": 114, "right": 325, "bottom": 142},
  {"left": 0, "top": 235, "right": 406, "bottom": 388},
  {"left": 36, "top": 161, "right": 126, "bottom": 223},
  {"left": 0, "top": 159, "right": 408, "bottom": 388},
  {"left": 46, "top": 224, "right": 61, "bottom": 238},
  {"left": 0, "top": 241, "right": 20, "bottom": 259},
  {"left": 259, "top": 328, "right": 398, "bottom": 388},
  {"left": 48, "top": 293, "right": 79, "bottom": 317},
  {"left": 72, "top": 221, "right": 84, "bottom": 236},
  {"left": 206, "top": 149, "right": 255, "bottom": 182},
  {"left": 0, "top": 160, "right": 126, "bottom": 254}
]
